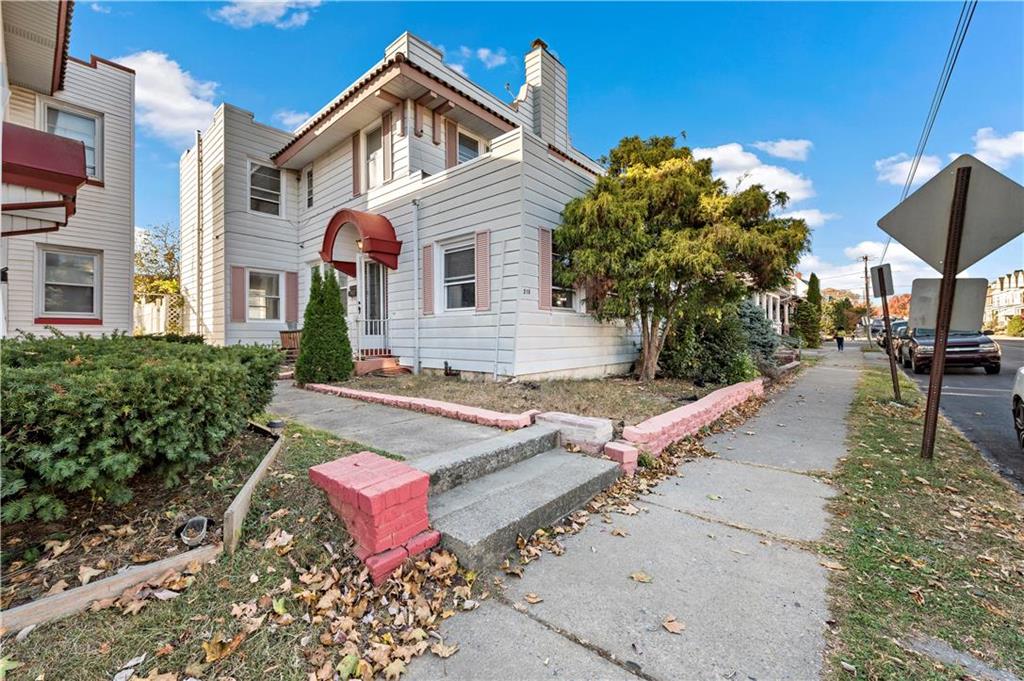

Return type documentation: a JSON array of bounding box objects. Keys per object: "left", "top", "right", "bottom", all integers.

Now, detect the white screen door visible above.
[{"left": 360, "top": 259, "right": 387, "bottom": 351}]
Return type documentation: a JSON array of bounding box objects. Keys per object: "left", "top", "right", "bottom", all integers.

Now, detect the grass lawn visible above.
[
  {"left": 344, "top": 374, "right": 720, "bottom": 426},
  {"left": 824, "top": 367, "right": 1024, "bottom": 679},
  {"left": 3, "top": 424, "right": 471, "bottom": 681}
]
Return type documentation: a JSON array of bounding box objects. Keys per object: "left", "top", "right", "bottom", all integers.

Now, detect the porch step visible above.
[
  {"left": 429, "top": 449, "right": 620, "bottom": 569},
  {"left": 413, "top": 424, "right": 560, "bottom": 495}
]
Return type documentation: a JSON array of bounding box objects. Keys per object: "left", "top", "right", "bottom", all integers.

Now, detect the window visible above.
[
  {"left": 551, "top": 250, "right": 575, "bottom": 310},
  {"left": 457, "top": 131, "right": 481, "bottom": 164},
  {"left": 248, "top": 271, "right": 281, "bottom": 320},
  {"left": 306, "top": 169, "right": 314, "bottom": 208},
  {"left": 40, "top": 248, "right": 101, "bottom": 316},
  {"left": 443, "top": 244, "right": 475, "bottom": 310},
  {"left": 249, "top": 162, "right": 281, "bottom": 215},
  {"left": 364, "top": 126, "right": 383, "bottom": 190},
  {"left": 46, "top": 105, "right": 100, "bottom": 178}
]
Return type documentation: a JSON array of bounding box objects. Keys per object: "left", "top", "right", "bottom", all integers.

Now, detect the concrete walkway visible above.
[
  {"left": 409, "top": 348, "right": 863, "bottom": 680},
  {"left": 269, "top": 382, "right": 499, "bottom": 459}
]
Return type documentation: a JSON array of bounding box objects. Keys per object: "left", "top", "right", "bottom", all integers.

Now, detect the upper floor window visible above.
[
  {"left": 306, "top": 169, "right": 314, "bottom": 208},
  {"left": 551, "top": 250, "right": 575, "bottom": 310},
  {"left": 248, "top": 270, "right": 281, "bottom": 320},
  {"left": 249, "top": 162, "right": 281, "bottom": 215},
  {"left": 364, "top": 126, "right": 383, "bottom": 190},
  {"left": 458, "top": 131, "right": 482, "bottom": 164},
  {"left": 39, "top": 247, "right": 101, "bottom": 317},
  {"left": 45, "top": 104, "right": 101, "bottom": 179},
  {"left": 443, "top": 243, "right": 475, "bottom": 310}
]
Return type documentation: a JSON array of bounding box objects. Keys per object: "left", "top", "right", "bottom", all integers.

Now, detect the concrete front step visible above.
[
  {"left": 430, "top": 449, "right": 621, "bottom": 569},
  {"left": 412, "top": 424, "right": 560, "bottom": 495}
]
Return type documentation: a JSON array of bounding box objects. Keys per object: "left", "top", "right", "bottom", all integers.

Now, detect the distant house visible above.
[
  {"left": 984, "top": 269, "right": 1024, "bottom": 331},
  {"left": 751, "top": 273, "right": 807, "bottom": 336},
  {"left": 179, "top": 33, "right": 638, "bottom": 379},
  {"left": 1, "top": 0, "right": 135, "bottom": 337}
]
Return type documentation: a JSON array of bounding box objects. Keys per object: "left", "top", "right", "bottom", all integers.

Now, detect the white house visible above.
[
  {"left": 179, "top": 33, "right": 639, "bottom": 379},
  {"left": 1, "top": 0, "right": 135, "bottom": 337},
  {"left": 750, "top": 273, "right": 806, "bottom": 336},
  {"left": 984, "top": 269, "right": 1024, "bottom": 331}
]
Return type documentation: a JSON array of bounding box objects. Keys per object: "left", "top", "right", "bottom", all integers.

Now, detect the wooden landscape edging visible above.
[{"left": 0, "top": 423, "right": 282, "bottom": 632}]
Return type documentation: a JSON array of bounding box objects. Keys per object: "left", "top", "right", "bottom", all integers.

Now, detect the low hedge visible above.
[{"left": 0, "top": 333, "right": 280, "bottom": 522}]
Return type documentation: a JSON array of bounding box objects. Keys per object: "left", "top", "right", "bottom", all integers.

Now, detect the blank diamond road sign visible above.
[{"left": 877, "top": 154, "right": 1024, "bottom": 274}]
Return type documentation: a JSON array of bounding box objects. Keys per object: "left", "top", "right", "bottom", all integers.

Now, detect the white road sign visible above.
[
  {"left": 870, "top": 263, "right": 894, "bottom": 298},
  {"left": 877, "top": 154, "right": 1024, "bottom": 274},
  {"left": 908, "top": 278, "right": 987, "bottom": 332}
]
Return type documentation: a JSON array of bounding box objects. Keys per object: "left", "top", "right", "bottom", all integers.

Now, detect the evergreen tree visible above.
[
  {"left": 806, "top": 273, "right": 822, "bottom": 309},
  {"left": 295, "top": 268, "right": 354, "bottom": 384},
  {"left": 795, "top": 273, "right": 823, "bottom": 347}
]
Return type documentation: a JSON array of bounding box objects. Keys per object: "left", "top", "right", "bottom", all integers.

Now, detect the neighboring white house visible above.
[
  {"left": 1, "top": 0, "right": 135, "bottom": 337},
  {"left": 179, "top": 33, "right": 639, "bottom": 379},
  {"left": 751, "top": 273, "right": 806, "bottom": 336},
  {"left": 984, "top": 269, "right": 1024, "bottom": 331}
]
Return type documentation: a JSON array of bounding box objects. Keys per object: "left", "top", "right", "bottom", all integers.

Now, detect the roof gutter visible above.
[{"left": 51, "top": 0, "right": 73, "bottom": 94}]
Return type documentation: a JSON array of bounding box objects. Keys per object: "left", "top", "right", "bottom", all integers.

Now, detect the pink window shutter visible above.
[
  {"left": 422, "top": 244, "right": 434, "bottom": 316},
  {"left": 382, "top": 111, "right": 393, "bottom": 183},
  {"left": 230, "top": 266, "right": 246, "bottom": 322},
  {"left": 350, "top": 132, "right": 361, "bottom": 197},
  {"left": 475, "top": 230, "right": 491, "bottom": 311},
  {"left": 285, "top": 271, "right": 298, "bottom": 324},
  {"left": 444, "top": 119, "right": 458, "bottom": 169},
  {"left": 538, "top": 228, "right": 552, "bottom": 311}
]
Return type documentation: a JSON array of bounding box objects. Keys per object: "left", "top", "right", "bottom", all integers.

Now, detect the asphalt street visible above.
[{"left": 900, "top": 338, "right": 1024, "bottom": 489}]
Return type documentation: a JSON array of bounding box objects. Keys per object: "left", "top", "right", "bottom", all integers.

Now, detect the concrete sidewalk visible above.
[
  {"left": 409, "top": 348, "right": 863, "bottom": 681},
  {"left": 269, "top": 382, "right": 499, "bottom": 459}
]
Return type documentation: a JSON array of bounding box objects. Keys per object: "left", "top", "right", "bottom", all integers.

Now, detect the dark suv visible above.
[{"left": 897, "top": 328, "right": 1001, "bottom": 375}]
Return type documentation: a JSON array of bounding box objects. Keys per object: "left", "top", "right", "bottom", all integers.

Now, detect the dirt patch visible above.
[
  {"left": 1, "top": 429, "right": 274, "bottom": 610},
  {"left": 343, "top": 374, "right": 720, "bottom": 427}
]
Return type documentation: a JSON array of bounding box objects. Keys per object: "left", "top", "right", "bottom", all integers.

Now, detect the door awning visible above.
[
  {"left": 2, "top": 122, "right": 87, "bottom": 237},
  {"left": 320, "top": 208, "right": 402, "bottom": 277}
]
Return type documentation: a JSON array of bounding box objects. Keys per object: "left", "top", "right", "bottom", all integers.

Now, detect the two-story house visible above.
[
  {"left": 179, "top": 33, "right": 638, "bottom": 379},
  {"left": 1, "top": 0, "right": 135, "bottom": 337},
  {"left": 984, "top": 269, "right": 1024, "bottom": 331}
]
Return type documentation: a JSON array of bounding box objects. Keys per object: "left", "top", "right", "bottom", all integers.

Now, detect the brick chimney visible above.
[{"left": 523, "top": 38, "right": 569, "bottom": 152}]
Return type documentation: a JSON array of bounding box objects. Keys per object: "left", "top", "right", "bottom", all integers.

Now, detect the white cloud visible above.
[
  {"left": 447, "top": 62, "right": 468, "bottom": 77},
  {"left": 475, "top": 47, "right": 508, "bottom": 69},
  {"left": 779, "top": 209, "right": 840, "bottom": 228},
  {"left": 273, "top": 109, "right": 309, "bottom": 129},
  {"left": 962, "top": 127, "right": 1024, "bottom": 171},
  {"left": 212, "top": 1, "right": 321, "bottom": 29},
  {"left": 752, "top": 138, "right": 813, "bottom": 161},
  {"left": 801, "top": 240, "right": 940, "bottom": 295},
  {"left": 90, "top": 3, "right": 111, "bottom": 13},
  {"left": 444, "top": 45, "right": 510, "bottom": 76},
  {"left": 691, "top": 142, "right": 815, "bottom": 203},
  {"left": 873, "top": 152, "right": 942, "bottom": 187},
  {"left": 114, "top": 51, "right": 218, "bottom": 148}
]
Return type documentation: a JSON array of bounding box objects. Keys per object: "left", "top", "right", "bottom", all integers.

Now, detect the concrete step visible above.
[
  {"left": 430, "top": 449, "right": 620, "bottom": 569},
  {"left": 412, "top": 424, "right": 560, "bottom": 495}
]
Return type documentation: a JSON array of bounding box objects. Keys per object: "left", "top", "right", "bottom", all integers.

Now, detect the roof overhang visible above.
[
  {"left": 320, "top": 209, "right": 402, "bottom": 277},
  {"left": 2, "top": 0, "right": 72, "bottom": 95},
  {"left": 274, "top": 54, "right": 517, "bottom": 169},
  {"left": 2, "top": 122, "right": 87, "bottom": 236}
]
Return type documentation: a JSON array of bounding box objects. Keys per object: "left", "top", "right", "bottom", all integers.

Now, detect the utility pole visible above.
[{"left": 862, "top": 255, "right": 871, "bottom": 335}]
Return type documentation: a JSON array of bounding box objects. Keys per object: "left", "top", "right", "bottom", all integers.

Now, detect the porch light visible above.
[{"left": 356, "top": 238, "right": 364, "bottom": 251}]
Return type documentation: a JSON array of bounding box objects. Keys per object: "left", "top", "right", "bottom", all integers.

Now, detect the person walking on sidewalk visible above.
[{"left": 834, "top": 327, "right": 845, "bottom": 352}]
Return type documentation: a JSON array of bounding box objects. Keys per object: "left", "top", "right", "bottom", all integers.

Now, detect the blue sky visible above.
[{"left": 74, "top": 1, "right": 1023, "bottom": 293}]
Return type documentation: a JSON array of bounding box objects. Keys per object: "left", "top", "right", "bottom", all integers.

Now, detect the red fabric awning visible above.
[
  {"left": 320, "top": 209, "right": 402, "bottom": 277},
  {"left": 3, "top": 122, "right": 88, "bottom": 196}
]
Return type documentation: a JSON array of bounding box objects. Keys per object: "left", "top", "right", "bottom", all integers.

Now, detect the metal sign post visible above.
[
  {"left": 871, "top": 264, "right": 901, "bottom": 402},
  {"left": 919, "top": 166, "right": 970, "bottom": 459}
]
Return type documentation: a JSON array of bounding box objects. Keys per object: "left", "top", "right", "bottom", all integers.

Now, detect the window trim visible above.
[
  {"left": 247, "top": 160, "right": 283, "bottom": 217},
  {"left": 40, "top": 98, "right": 104, "bottom": 181},
  {"left": 437, "top": 239, "right": 476, "bottom": 313},
  {"left": 305, "top": 167, "right": 314, "bottom": 209},
  {"left": 246, "top": 269, "right": 283, "bottom": 322},
  {"left": 456, "top": 128, "right": 486, "bottom": 165},
  {"left": 361, "top": 123, "right": 384, "bottom": 193},
  {"left": 36, "top": 245, "right": 102, "bottom": 320}
]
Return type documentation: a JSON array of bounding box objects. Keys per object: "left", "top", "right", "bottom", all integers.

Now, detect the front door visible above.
[{"left": 359, "top": 258, "right": 387, "bottom": 354}]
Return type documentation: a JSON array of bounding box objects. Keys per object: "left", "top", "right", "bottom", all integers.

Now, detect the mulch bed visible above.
[{"left": 1, "top": 428, "right": 275, "bottom": 610}]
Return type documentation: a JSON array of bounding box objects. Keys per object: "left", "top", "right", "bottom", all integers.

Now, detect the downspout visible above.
[{"left": 411, "top": 198, "right": 420, "bottom": 374}]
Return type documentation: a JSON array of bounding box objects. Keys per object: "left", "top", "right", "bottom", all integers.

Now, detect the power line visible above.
[{"left": 880, "top": 0, "right": 978, "bottom": 264}]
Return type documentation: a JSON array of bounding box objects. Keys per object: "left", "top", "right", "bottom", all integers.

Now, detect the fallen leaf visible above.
[
  {"left": 383, "top": 658, "right": 406, "bottom": 680},
  {"left": 155, "top": 643, "right": 174, "bottom": 657},
  {"left": 819, "top": 559, "right": 846, "bottom": 571},
  {"left": 202, "top": 631, "right": 246, "bottom": 663},
  {"left": 611, "top": 528, "right": 629, "bottom": 537},
  {"left": 662, "top": 615, "right": 685, "bottom": 634},
  {"left": 629, "top": 571, "right": 652, "bottom": 583},
  {"left": 524, "top": 593, "right": 543, "bottom": 604},
  {"left": 430, "top": 641, "right": 459, "bottom": 659},
  {"left": 45, "top": 579, "right": 69, "bottom": 596},
  {"left": 43, "top": 539, "right": 71, "bottom": 557},
  {"left": 78, "top": 565, "right": 103, "bottom": 585},
  {"left": 337, "top": 653, "right": 359, "bottom": 679}
]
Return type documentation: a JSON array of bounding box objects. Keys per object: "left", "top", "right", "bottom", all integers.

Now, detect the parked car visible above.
[
  {"left": 880, "top": 321, "right": 907, "bottom": 352},
  {"left": 1013, "top": 367, "right": 1024, "bottom": 451},
  {"left": 897, "top": 328, "right": 1001, "bottom": 375},
  {"left": 870, "top": 320, "right": 885, "bottom": 344}
]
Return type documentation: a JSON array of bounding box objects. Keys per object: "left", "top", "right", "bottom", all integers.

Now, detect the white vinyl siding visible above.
[
  {"left": 249, "top": 162, "right": 282, "bottom": 215},
  {"left": 248, "top": 270, "right": 281, "bottom": 321},
  {"left": 39, "top": 247, "right": 101, "bottom": 317}
]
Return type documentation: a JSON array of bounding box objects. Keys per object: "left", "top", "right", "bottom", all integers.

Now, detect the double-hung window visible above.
[
  {"left": 248, "top": 271, "right": 281, "bottom": 320},
  {"left": 551, "top": 250, "right": 575, "bottom": 310},
  {"left": 40, "top": 247, "right": 101, "bottom": 317},
  {"left": 45, "top": 105, "right": 101, "bottom": 179},
  {"left": 306, "top": 168, "right": 314, "bottom": 208},
  {"left": 443, "top": 244, "right": 475, "bottom": 310},
  {"left": 364, "top": 126, "right": 384, "bottom": 190},
  {"left": 249, "top": 162, "right": 281, "bottom": 215},
  {"left": 457, "top": 131, "right": 482, "bottom": 164}
]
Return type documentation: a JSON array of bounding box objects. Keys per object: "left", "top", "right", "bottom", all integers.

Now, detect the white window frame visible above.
[
  {"left": 247, "top": 160, "right": 283, "bottom": 217},
  {"left": 361, "top": 123, "right": 384, "bottom": 193},
  {"left": 305, "top": 166, "right": 314, "bottom": 209},
  {"left": 37, "top": 245, "right": 102, "bottom": 319},
  {"left": 246, "top": 269, "right": 283, "bottom": 322},
  {"left": 456, "top": 127, "right": 487, "bottom": 165},
  {"left": 437, "top": 239, "right": 476, "bottom": 313},
  {"left": 40, "top": 99, "right": 103, "bottom": 181}
]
